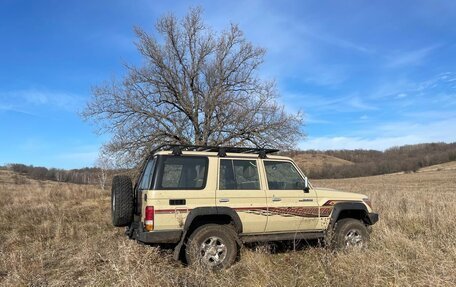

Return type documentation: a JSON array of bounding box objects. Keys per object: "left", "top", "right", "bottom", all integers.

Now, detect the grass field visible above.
[{"left": 0, "top": 167, "right": 455, "bottom": 286}]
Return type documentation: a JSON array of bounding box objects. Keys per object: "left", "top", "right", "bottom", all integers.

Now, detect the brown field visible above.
[
  {"left": 0, "top": 167, "right": 455, "bottom": 287},
  {"left": 417, "top": 161, "right": 456, "bottom": 173}
]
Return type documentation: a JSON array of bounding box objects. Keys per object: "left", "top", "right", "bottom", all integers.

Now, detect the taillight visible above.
[{"left": 144, "top": 206, "right": 154, "bottom": 231}]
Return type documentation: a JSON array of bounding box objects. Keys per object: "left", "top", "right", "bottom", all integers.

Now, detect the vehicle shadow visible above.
[
  {"left": 143, "top": 239, "right": 325, "bottom": 260},
  {"left": 244, "top": 239, "right": 323, "bottom": 254}
]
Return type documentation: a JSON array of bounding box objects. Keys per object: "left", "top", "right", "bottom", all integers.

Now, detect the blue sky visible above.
[{"left": 1, "top": 0, "right": 455, "bottom": 168}]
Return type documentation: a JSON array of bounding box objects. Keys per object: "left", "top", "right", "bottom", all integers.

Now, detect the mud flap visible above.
[{"left": 173, "top": 230, "right": 188, "bottom": 261}]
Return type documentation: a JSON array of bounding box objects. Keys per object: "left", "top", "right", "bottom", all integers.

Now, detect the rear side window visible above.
[
  {"left": 155, "top": 156, "right": 208, "bottom": 189},
  {"left": 138, "top": 158, "right": 156, "bottom": 190},
  {"left": 264, "top": 161, "right": 305, "bottom": 190},
  {"left": 219, "top": 159, "right": 260, "bottom": 190}
]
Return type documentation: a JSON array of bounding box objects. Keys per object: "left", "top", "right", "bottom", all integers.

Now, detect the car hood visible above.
[{"left": 313, "top": 187, "right": 367, "bottom": 200}]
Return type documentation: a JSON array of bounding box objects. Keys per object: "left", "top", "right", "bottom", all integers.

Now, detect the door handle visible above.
[
  {"left": 272, "top": 197, "right": 282, "bottom": 202},
  {"left": 219, "top": 198, "right": 230, "bottom": 203},
  {"left": 169, "top": 199, "right": 186, "bottom": 205},
  {"left": 299, "top": 198, "right": 313, "bottom": 202}
]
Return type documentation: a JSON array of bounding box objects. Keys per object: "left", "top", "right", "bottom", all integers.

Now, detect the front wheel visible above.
[
  {"left": 331, "top": 218, "right": 369, "bottom": 249},
  {"left": 185, "top": 224, "right": 238, "bottom": 269}
]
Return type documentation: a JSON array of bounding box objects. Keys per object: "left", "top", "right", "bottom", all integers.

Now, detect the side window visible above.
[
  {"left": 219, "top": 159, "right": 260, "bottom": 190},
  {"left": 139, "top": 158, "right": 156, "bottom": 190},
  {"left": 264, "top": 161, "right": 305, "bottom": 190},
  {"left": 156, "top": 156, "right": 208, "bottom": 189}
]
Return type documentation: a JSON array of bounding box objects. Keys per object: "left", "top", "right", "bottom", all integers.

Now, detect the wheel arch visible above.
[
  {"left": 330, "top": 202, "right": 373, "bottom": 227},
  {"left": 183, "top": 206, "right": 243, "bottom": 234}
]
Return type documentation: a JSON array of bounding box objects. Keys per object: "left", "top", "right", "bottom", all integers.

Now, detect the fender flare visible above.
[
  {"left": 329, "top": 202, "right": 370, "bottom": 228},
  {"left": 183, "top": 206, "right": 243, "bottom": 234}
]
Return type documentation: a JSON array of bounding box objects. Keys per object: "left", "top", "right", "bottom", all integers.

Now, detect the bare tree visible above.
[
  {"left": 83, "top": 8, "right": 304, "bottom": 166},
  {"left": 95, "top": 149, "right": 113, "bottom": 190}
]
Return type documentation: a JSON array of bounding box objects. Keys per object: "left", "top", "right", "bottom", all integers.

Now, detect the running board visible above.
[{"left": 240, "top": 231, "right": 324, "bottom": 243}]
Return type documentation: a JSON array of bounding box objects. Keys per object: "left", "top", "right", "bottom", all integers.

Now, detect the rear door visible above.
[
  {"left": 146, "top": 155, "right": 216, "bottom": 230},
  {"left": 216, "top": 158, "right": 268, "bottom": 234},
  {"left": 262, "top": 160, "right": 320, "bottom": 232}
]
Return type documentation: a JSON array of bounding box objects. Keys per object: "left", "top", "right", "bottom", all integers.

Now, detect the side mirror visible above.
[
  {"left": 304, "top": 177, "right": 310, "bottom": 193},
  {"left": 296, "top": 177, "right": 310, "bottom": 192}
]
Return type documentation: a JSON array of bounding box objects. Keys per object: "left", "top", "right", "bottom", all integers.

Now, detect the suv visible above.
[{"left": 111, "top": 145, "right": 379, "bottom": 268}]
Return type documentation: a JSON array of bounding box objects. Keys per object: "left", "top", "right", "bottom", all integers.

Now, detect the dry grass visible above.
[
  {"left": 417, "top": 161, "right": 456, "bottom": 172},
  {"left": 0, "top": 168, "right": 455, "bottom": 286}
]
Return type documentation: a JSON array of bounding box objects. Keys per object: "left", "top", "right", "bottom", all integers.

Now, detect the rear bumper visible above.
[
  {"left": 366, "top": 212, "right": 379, "bottom": 225},
  {"left": 126, "top": 218, "right": 182, "bottom": 244},
  {"left": 135, "top": 229, "right": 182, "bottom": 244}
]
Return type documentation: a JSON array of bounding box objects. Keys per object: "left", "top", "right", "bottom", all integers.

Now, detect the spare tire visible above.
[{"left": 111, "top": 175, "right": 134, "bottom": 227}]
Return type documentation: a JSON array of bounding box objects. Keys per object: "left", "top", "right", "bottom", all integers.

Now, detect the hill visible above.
[
  {"left": 417, "top": 161, "right": 456, "bottom": 173},
  {"left": 291, "top": 153, "right": 353, "bottom": 175},
  {"left": 293, "top": 142, "right": 456, "bottom": 178},
  {"left": 1, "top": 168, "right": 455, "bottom": 286}
]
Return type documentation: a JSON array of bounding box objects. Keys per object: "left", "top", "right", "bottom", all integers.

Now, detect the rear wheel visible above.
[
  {"left": 185, "top": 224, "right": 238, "bottom": 269},
  {"left": 332, "top": 218, "right": 369, "bottom": 250},
  {"left": 111, "top": 175, "right": 134, "bottom": 227}
]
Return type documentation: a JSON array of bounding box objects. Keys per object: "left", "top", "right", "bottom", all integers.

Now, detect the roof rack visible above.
[{"left": 150, "top": 144, "right": 279, "bottom": 158}]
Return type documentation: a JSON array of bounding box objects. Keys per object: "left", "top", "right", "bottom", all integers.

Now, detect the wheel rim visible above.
[
  {"left": 344, "top": 229, "right": 364, "bottom": 248},
  {"left": 199, "top": 236, "right": 227, "bottom": 266}
]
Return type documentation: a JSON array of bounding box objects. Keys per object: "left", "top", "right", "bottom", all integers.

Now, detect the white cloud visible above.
[
  {"left": 299, "top": 118, "right": 456, "bottom": 151},
  {"left": 0, "top": 103, "right": 42, "bottom": 117},
  {"left": 386, "top": 44, "right": 441, "bottom": 68},
  {"left": 292, "top": 93, "right": 377, "bottom": 113},
  {"left": 22, "top": 89, "right": 83, "bottom": 110},
  {"left": 299, "top": 135, "right": 421, "bottom": 150},
  {"left": 303, "top": 113, "right": 332, "bottom": 124},
  {"left": 377, "top": 118, "right": 456, "bottom": 138},
  {"left": 396, "top": 93, "right": 407, "bottom": 99},
  {"left": 296, "top": 23, "right": 373, "bottom": 54},
  {"left": 403, "top": 110, "right": 456, "bottom": 120},
  {"left": 0, "top": 89, "right": 85, "bottom": 113},
  {"left": 301, "top": 65, "right": 349, "bottom": 86},
  {"left": 347, "top": 96, "right": 377, "bottom": 110},
  {"left": 0, "top": 103, "right": 15, "bottom": 112}
]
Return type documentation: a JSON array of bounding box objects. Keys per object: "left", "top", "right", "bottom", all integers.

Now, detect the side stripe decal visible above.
[{"left": 154, "top": 206, "right": 334, "bottom": 217}]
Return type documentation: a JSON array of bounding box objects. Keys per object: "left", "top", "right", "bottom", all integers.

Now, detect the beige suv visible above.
[{"left": 111, "top": 145, "right": 379, "bottom": 268}]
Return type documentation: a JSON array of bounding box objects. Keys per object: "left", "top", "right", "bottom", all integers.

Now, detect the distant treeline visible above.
[
  {"left": 294, "top": 142, "right": 456, "bottom": 179},
  {"left": 4, "top": 142, "right": 456, "bottom": 183},
  {"left": 4, "top": 163, "right": 103, "bottom": 185}
]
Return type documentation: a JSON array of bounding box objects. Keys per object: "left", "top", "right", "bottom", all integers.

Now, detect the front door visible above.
[
  {"left": 261, "top": 160, "right": 320, "bottom": 232},
  {"left": 216, "top": 158, "right": 268, "bottom": 234}
]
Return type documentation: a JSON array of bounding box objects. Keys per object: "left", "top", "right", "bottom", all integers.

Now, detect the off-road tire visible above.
[
  {"left": 185, "top": 224, "right": 238, "bottom": 269},
  {"left": 111, "top": 175, "right": 134, "bottom": 227},
  {"left": 331, "top": 218, "right": 369, "bottom": 250}
]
